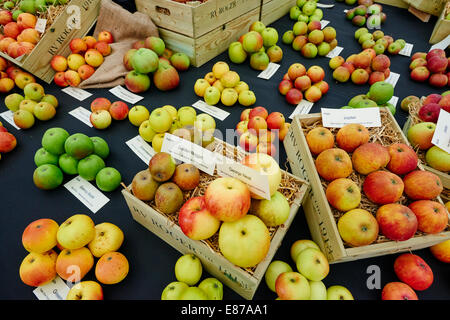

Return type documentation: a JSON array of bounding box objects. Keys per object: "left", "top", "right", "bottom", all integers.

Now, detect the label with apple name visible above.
[
  {"left": 33, "top": 276, "right": 70, "bottom": 300},
  {"left": 399, "top": 43, "right": 414, "bottom": 57},
  {"left": 326, "top": 46, "right": 344, "bottom": 59},
  {"left": 0, "top": 110, "right": 20, "bottom": 130},
  {"left": 430, "top": 34, "right": 450, "bottom": 51},
  {"left": 321, "top": 107, "right": 381, "bottom": 128},
  {"left": 257, "top": 62, "right": 280, "bottom": 80},
  {"left": 317, "top": 3, "right": 335, "bottom": 8},
  {"left": 289, "top": 100, "right": 314, "bottom": 119},
  {"left": 109, "top": 85, "right": 144, "bottom": 104},
  {"left": 385, "top": 72, "right": 400, "bottom": 88},
  {"left": 320, "top": 20, "right": 330, "bottom": 29},
  {"left": 192, "top": 100, "right": 230, "bottom": 121},
  {"left": 35, "top": 18, "right": 47, "bottom": 33},
  {"left": 61, "top": 87, "right": 92, "bottom": 101},
  {"left": 126, "top": 135, "right": 155, "bottom": 165},
  {"left": 431, "top": 109, "right": 450, "bottom": 153},
  {"left": 68, "top": 106, "right": 93, "bottom": 127},
  {"left": 64, "top": 176, "right": 110, "bottom": 214},
  {"left": 161, "top": 133, "right": 217, "bottom": 176}
]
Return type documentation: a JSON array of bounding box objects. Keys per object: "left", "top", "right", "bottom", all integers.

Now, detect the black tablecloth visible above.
[{"left": 0, "top": 1, "right": 449, "bottom": 300}]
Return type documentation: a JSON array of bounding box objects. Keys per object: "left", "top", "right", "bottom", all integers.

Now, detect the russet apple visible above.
[
  {"left": 88, "top": 222, "right": 124, "bottom": 258},
  {"left": 66, "top": 281, "right": 103, "bottom": 300},
  {"left": 55, "top": 247, "right": 94, "bottom": 282},
  {"left": 22, "top": 218, "right": 58, "bottom": 253},
  {"left": 403, "top": 170, "right": 443, "bottom": 200},
  {"left": 56, "top": 214, "right": 95, "bottom": 250},
  {"left": 19, "top": 250, "right": 57, "bottom": 287},
  {"left": 352, "top": 143, "right": 390, "bottom": 175},
  {"left": 315, "top": 148, "right": 353, "bottom": 181},
  {"left": 430, "top": 240, "right": 450, "bottom": 263},
  {"left": 155, "top": 182, "right": 184, "bottom": 214},
  {"left": 376, "top": 204, "right": 417, "bottom": 241},
  {"left": 394, "top": 253, "right": 433, "bottom": 291},
  {"left": 149, "top": 152, "right": 176, "bottom": 182},
  {"left": 132, "top": 169, "right": 160, "bottom": 201},
  {"left": 408, "top": 200, "right": 448, "bottom": 234},
  {"left": 95, "top": 251, "right": 129, "bottom": 285},
  {"left": 381, "top": 282, "right": 418, "bottom": 300},
  {"left": 363, "top": 170, "right": 404, "bottom": 205},
  {"left": 172, "top": 163, "right": 200, "bottom": 191},
  {"left": 337, "top": 208, "right": 379, "bottom": 247},
  {"left": 275, "top": 271, "right": 310, "bottom": 300},
  {"left": 326, "top": 178, "right": 361, "bottom": 212}
]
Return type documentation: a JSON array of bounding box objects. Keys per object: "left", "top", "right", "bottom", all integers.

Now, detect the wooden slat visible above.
[{"left": 260, "top": 0, "right": 296, "bottom": 26}]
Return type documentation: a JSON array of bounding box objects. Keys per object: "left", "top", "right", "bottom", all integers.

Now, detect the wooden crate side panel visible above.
[
  {"left": 260, "top": 0, "right": 296, "bottom": 26},
  {"left": 158, "top": 28, "right": 197, "bottom": 64},
  {"left": 430, "top": 3, "right": 450, "bottom": 43},
  {"left": 374, "top": 0, "right": 409, "bottom": 8}
]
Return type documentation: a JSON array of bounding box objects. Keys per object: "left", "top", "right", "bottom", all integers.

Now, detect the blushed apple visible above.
[
  {"left": 403, "top": 170, "right": 443, "bottom": 200},
  {"left": 55, "top": 247, "right": 94, "bottom": 282},
  {"left": 408, "top": 200, "right": 448, "bottom": 234},
  {"left": 19, "top": 250, "right": 57, "bottom": 287},
  {"left": 315, "top": 148, "right": 353, "bottom": 181},
  {"left": 95, "top": 251, "right": 129, "bottom": 285},
  {"left": 352, "top": 142, "right": 390, "bottom": 175},
  {"left": 22, "top": 218, "right": 59, "bottom": 253},
  {"left": 275, "top": 271, "right": 310, "bottom": 300},
  {"left": 66, "top": 281, "right": 103, "bottom": 300},
  {"left": 264, "top": 260, "right": 293, "bottom": 292},
  {"left": 290, "top": 240, "right": 320, "bottom": 263},
  {"left": 376, "top": 204, "right": 417, "bottom": 241},
  {"left": 178, "top": 196, "right": 220, "bottom": 240},
  {"left": 88, "top": 222, "right": 124, "bottom": 258},
  {"left": 394, "top": 253, "right": 433, "bottom": 291},
  {"left": 381, "top": 282, "right": 418, "bottom": 300},
  {"left": 363, "top": 170, "right": 404, "bottom": 205},
  {"left": 337, "top": 208, "right": 379, "bottom": 247}
]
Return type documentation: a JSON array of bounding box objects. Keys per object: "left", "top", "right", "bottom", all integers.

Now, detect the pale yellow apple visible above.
[
  {"left": 212, "top": 61, "right": 230, "bottom": 79},
  {"left": 162, "top": 105, "right": 178, "bottom": 120},
  {"left": 152, "top": 133, "right": 166, "bottom": 153},
  {"left": 220, "top": 88, "right": 238, "bottom": 106},
  {"left": 161, "top": 281, "right": 188, "bottom": 300},
  {"left": 56, "top": 214, "right": 95, "bottom": 250},
  {"left": 194, "top": 113, "right": 216, "bottom": 132},
  {"left": 234, "top": 81, "right": 250, "bottom": 94},
  {"left": 139, "top": 120, "right": 157, "bottom": 142},
  {"left": 296, "top": 248, "right": 329, "bottom": 281},
  {"left": 128, "top": 105, "right": 150, "bottom": 127},
  {"left": 290, "top": 239, "right": 320, "bottom": 262},
  {"left": 66, "top": 281, "right": 103, "bottom": 300},
  {"left": 175, "top": 253, "right": 203, "bottom": 286},
  {"left": 148, "top": 108, "right": 172, "bottom": 133},
  {"left": 198, "top": 278, "right": 223, "bottom": 300},
  {"left": 265, "top": 260, "right": 293, "bottom": 292},
  {"left": 177, "top": 106, "right": 197, "bottom": 127},
  {"left": 309, "top": 280, "right": 327, "bottom": 300},
  {"left": 194, "top": 79, "right": 211, "bottom": 97},
  {"left": 87, "top": 222, "right": 124, "bottom": 258},
  {"left": 250, "top": 191, "right": 290, "bottom": 227},
  {"left": 327, "top": 285, "right": 354, "bottom": 300}
]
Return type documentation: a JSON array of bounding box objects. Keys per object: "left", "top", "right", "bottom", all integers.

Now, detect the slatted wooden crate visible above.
[
  {"left": 260, "top": 0, "right": 296, "bottom": 26},
  {"left": 430, "top": 1, "right": 450, "bottom": 44}
]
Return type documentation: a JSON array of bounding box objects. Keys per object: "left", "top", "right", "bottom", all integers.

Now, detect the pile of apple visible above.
[
  {"left": 354, "top": 27, "right": 406, "bottom": 55},
  {"left": 123, "top": 36, "right": 190, "bottom": 93},
  {"left": 228, "top": 21, "right": 283, "bottom": 70},
  {"left": 88, "top": 97, "right": 129, "bottom": 130},
  {"left": 306, "top": 122, "right": 447, "bottom": 247},
  {"left": 409, "top": 48, "right": 449, "bottom": 88},
  {"left": 331, "top": 49, "right": 391, "bottom": 85},
  {"left": 33, "top": 128, "right": 122, "bottom": 192},
  {"left": 345, "top": 2, "right": 386, "bottom": 28},
  {"left": 342, "top": 81, "right": 395, "bottom": 114},
  {"left": 264, "top": 239, "right": 354, "bottom": 300},
  {"left": 282, "top": 20, "right": 338, "bottom": 58},
  {"left": 51, "top": 31, "right": 114, "bottom": 87},
  {"left": 4, "top": 82, "right": 59, "bottom": 129},
  {"left": 0, "top": 120, "right": 17, "bottom": 160},
  {"left": 236, "top": 106, "right": 290, "bottom": 156},
  {"left": 19, "top": 214, "right": 128, "bottom": 300},
  {"left": 279, "top": 63, "right": 329, "bottom": 104},
  {"left": 0, "top": 60, "right": 36, "bottom": 93},
  {"left": 194, "top": 61, "right": 256, "bottom": 107},
  {"left": 289, "top": 0, "right": 324, "bottom": 24},
  {"left": 161, "top": 253, "right": 224, "bottom": 300}
]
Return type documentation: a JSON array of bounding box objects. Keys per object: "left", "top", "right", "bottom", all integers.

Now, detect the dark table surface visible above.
[{"left": 0, "top": 0, "right": 449, "bottom": 300}]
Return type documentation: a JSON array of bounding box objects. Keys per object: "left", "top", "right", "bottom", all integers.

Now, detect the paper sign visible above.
[
  {"left": 388, "top": 96, "right": 399, "bottom": 107},
  {"left": 321, "top": 107, "right": 381, "bottom": 128},
  {"left": 109, "top": 85, "right": 144, "bottom": 104},
  {"left": 289, "top": 100, "right": 314, "bottom": 119},
  {"left": 192, "top": 100, "right": 230, "bottom": 121},
  {"left": 257, "top": 62, "right": 280, "bottom": 80},
  {"left": 161, "top": 133, "right": 217, "bottom": 176},
  {"left": 326, "top": 46, "right": 344, "bottom": 58},
  {"left": 431, "top": 110, "right": 450, "bottom": 153},
  {"left": 62, "top": 87, "right": 92, "bottom": 101},
  {"left": 68, "top": 107, "right": 92, "bottom": 127},
  {"left": 0, "top": 110, "right": 20, "bottom": 130},
  {"left": 430, "top": 35, "right": 450, "bottom": 51},
  {"left": 64, "top": 176, "right": 110, "bottom": 214},
  {"left": 35, "top": 18, "right": 47, "bottom": 33},
  {"left": 126, "top": 135, "right": 155, "bottom": 165},
  {"left": 320, "top": 20, "right": 330, "bottom": 29},
  {"left": 385, "top": 72, "right": 400, "bottom": 87},
  {"left": 33, "top": 277, "right": 70, "bottom": 300},
  {"left": 317, "top": 3, "right": 335, "bottom": 8},
  {"left": 399, "top": 43, "right": 414, "bottom": 57}
]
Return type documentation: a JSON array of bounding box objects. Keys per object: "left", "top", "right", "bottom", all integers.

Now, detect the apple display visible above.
[{"left": 174, "top": 253, "right": 202, "bottom": 286}]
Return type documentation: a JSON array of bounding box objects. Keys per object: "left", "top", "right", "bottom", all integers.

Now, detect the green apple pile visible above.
[
  {"left": 289, "top": 0, "right": 323, "bottom": 24},
  {"left": 33, "top": 128, "right": 122, "bottom": 192},
  {"left": 341, "top": 81, "right": 395, "bottom": 114},
  {"left": 161, "top": 253, "right": 223, "bottom": 300},
  {"left": 228, "top": 21, "right": 283, "bottom": 70},
  {"left": 354, "top": 27, "right": 405, "bottom": 55},
  {"left": 345, "top": 2, "right": 386, "bottom": 28},
  {"left": 4, "top": 82, "right": 59, "bottom": 129},
  {"left": 264, "top": 239, "right": 354, "bottom": 300}
]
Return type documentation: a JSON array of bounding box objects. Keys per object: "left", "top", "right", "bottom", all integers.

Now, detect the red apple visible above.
[
  {"left": 408, "top": 200, "right": 448, "bottom": 234},
  {"left": 278, "top": 79, "right": 293, "bottom": 95},
  {"left": 430, "top": 240, "right": 450, "bottom": 263},
  {"left": 266, "top": 112, "right": 285, "bottom": 131},
  {"left": 376, "top": 204, "right": 418, "bottom": 241},
  {"left": 410, "top": 66, "right": 430, "bottom": 82},
  {"left": 381, "top": 282, "right": 418, "bottom": 300},
  {"left": 363, "top": 170, "right": 404, "bottom": 205},
  {"left": 423, "top": 94, "right": 442, "bottom": 105},
  {"left": 153, "top": 64, "right": 180, "bottom": 91},
  {"left": 285, "top": 88, "right": 303, "bottom": 105},
  {"left": 249, "top": 106, "right": 268, "bottom": 120},
  {"left": 386, "top": 143, "right": 418, "bottom": 175},
  {"left": 394, "top": 253, "right": 433, "bottom": 291},
  {"left": 247, "top": 116, "right": 267, "bottom": 135},
  {"left": 403, "top": 170, "right": 444, "bottom": 201},
  {"left": 418, "top": 103, "right": 441, "bottom": 123},
  {"left": 429, "top": 73, "right": 448, "bottom": 88}
]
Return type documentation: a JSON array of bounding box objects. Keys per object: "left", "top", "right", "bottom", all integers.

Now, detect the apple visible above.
[
  {"left": 96, "top": 167, "right": 121, "bottom": 192},
  {"left": 128, "top": 105, "right": 150, "bottom": 127},
  {"left": 179, "top": 287, "right": 207, "bottom": 300},
  {"left": 175, "top": 253, "right": 202, "bottom": 286},
  {"left": 211, "top": 61, "right": 230, "bottom": 79},
  {"left": 363, "top": 170, "right": 404, "bottom": 205},
  {"left": 418, "top": 103, "right": 441, "bottom": 123},
  {"left": 394, "top": 253, "right": 433, "bottom": 291},
  {"left": 430, "top": 240, "right": 450, "bottom": 263},
  {"left": 238, "top": 90, "right": 256, "bottom": 107},
  {"left": 5, "top": 93, "right": 24, "bottom": 112},
  {"left": 66, "top": 281, "right": 103, "bottom": 300},
  {"left": 56, "top": 214, "right": 95, "bottom": 250},
  {"left": 132, "top": 169, "right": 160, "bottom": 201},
  {"left": 408, "top": 200, "right": 448, "bottom": 234},
  {"left": 109, "top": 101, "right": 129, "bottom": 120},
  {"left": 296, "top": 248, "right": 329, "bottom": 281},
  {"left": 275, "top": 272, "right": 310, "bottom": 300},
  {"left": 149, "top": 152, "right": 176, "bottom": 182},
  {"left": 33, "top": 164, "right": 63, "bottom": 190},
  {"left": 305, "top": 127, "right": 334, "bottom": 156},
  {"left": 204, "top": 86, "right": 221, "bottom": 105},
  {"left": 155, "top": 182, "right": 184, "bottom": 214},
  {"left": 148, "top": 107, "right": 172, "bottom": 133},
  {"left": 309, "top": 280, "right": 327, "bottom": 300},
  {"left": 95, "top": 251, "right": 129, "bottom": 285},
  {"left": 261, "top": 27, "right": 278, "bottom": 47},
  {"left": 40, "top": 127, "right": 69, "bottom": 156},
  {"left": 171, "top": 163, "right": 200, "bottom": 191},
  {"left": 34, "top": 148, "right": 58, "bottom": 167},
  {"left": 19, "top": 250, "right": 57, "bottom": 287},
  {"left": 130, "top": 48, "right": 159, "bottom": 74},
  {"left": 249, "top": 106, "right": 268, "bottom": 120},
  {"left": 250, "top": 191, "right": 290, "bottom": 227},
  {"left": 125, "top": 70, "right": 151, "bottom": 93},
  {"left": 144, "top": 36, "right": 164, "bottom": 56},
  {"left": 407, "top": 122, "right": 436, "bottom": 150},
  {"left": 376, "top": 204, "right": 418, "bottom": 241},
  {"left": 264, "top": 260, "right": 293, "bottom": 292},
  {"left": 90, "top": 110, "right": 112, "bottom": 130},
  {"left": 178, "top": 196, "right": 220, "bottom": 240},
  {"left": 59, "top": 154, "right": 78, "bottom": 175},
  {"left": 338, "top": 208, "right": 379, "bottom": 247},
  {"left": 235, "top": 120, "right": 248, "bottom": 136},
  {"left": 381, "top": 282, "right": 418, "bottom": 300},
  {"left": 153, "top": 63, "right": 180, "bottom": 91},
  {"left": 403, "top": 170, "right": 443, "bottom": 200},
  {"left": 198, "top": 278, "right": 223, "bottom": 300},
  {"left": 327, "top": 285, "right": 354, "bottom": 300},
  {"left": 228, "top": 41, "right": 247, "bottom": 64},
  {"left": 90, "top": 136, "right": 109, "bottom": 159},
  {"left": 23, "top": 83, "right": 44, "bottom": 102},
  {"left": 161, "top": 281, "right": 188, "bottom": 300},
  {"left": 22, "top": 218, "right": 59, "bottom": 254},
  {"left": 352, "top": 143, "right": 390, "bottom": 175},
  {"left": 55, "top": 247, "right": 94, "bottom": 282},
  {"left": 290, "top": 240, "right": 320, "bottom": 263},
  {"left": 386, "top": 143, "right": 418, "bottom": 175},
  {"left": 326, "top": 178, "right": 361, "bottom": 212},
  {"left": 242, "top": 31, "right": 263, "bottom": 53},
  {"left": 239, "top": 131, "right": 258, "bottom": 152},
  {"left": 426, "top": 146, "right": 450, "bottom": 172},
  {"left": 221, "top": 88, "right": 238, "bottom": 106},
  {"left": 315, "top": 148, "right": 353, "bottom": 181},
  {"left": 336, "top": 123, "right": 370, "bottom": 153}
]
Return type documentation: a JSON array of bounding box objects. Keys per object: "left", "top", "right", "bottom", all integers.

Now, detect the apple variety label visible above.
[
  {"left": 64, "top": 176, "right": 110, "bottom": 214},
  {"left": 399, "top": 43, "right": 414, "bottom": 57},
  {"left": 33, "top": 276, "right": 70, "bottom": 300},
  {"left": 385, "top": 72, "right": 400, "bottom": 88},
  {"left": 317, "top": 3, "right": 335, "bottom": 8},
  {"left": 126, "top": 135, "right": 155, "bottom": 165},
  {"left": 161, "top": 133, "right": 217, "bottom": 176},
  {"left": 431, "top": 110, "right": 450, "bottom": 153},
  {"left": 257, "top": 62, "right": 280, "bottom": 80},
  {"left": 109, "top": 85, "right": 144, "bottom": 104},
  {"left": 388, "top": 96, "right": 399, "bottom": 107},
  {"left": 0, "top": 110, "right": 20, "bottom": 130},
  {"left": 192, "top": 100, "right": 230, "bottom": 121},
  {"left": 289, "top": 100, "right": 314, "bottom": 119},
  {"left": 35, "top": 18, "right": 47, "bottom": 33},
  {"left": 320, "top": 20, "right": 330, "bottom": 29},
  {"left": 68, "top": 107, "right": 93, "bottom": 128},
  {"left": 430, "top": 34, "right": 450, "bottom": 51},
  {"left": 321, "top": 107, "right": 381, "bottom": 128},
  {"left": 62, "top": 87, "right": 92, "bottom": 101},
  {"left": 326, "top": 46, "right": 344, "bottom": 59}
]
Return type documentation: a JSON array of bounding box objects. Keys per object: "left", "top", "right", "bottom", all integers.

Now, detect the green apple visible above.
[
  {"left": 446, "top": 13, "right": 450, "bottom": 20},
  {"left": 290, "top": 239, "right": 320, "bottom": 262},
  {"left": 4, "top": 93, "right": 24, "bottom": 112},
  {"left": 297, "top": 13, "right": 309, "bottom": 23},
  {"left": 23, "top": 83, "right": 45, "bottom": 102},
  {"left": 90, "top": 136, "right": 110, "bottom": 159},
  {"left": 12, "top": 10, "right": 23, "bottom": 21},
  {"left": 179, "top": 287, "right": 207, "bottom": 300},
  {"left": 19, "top": 0, "right": 36, "bottom": 14},
  {"left": 40, "top": 94, "right": 59, "bottom": 108},
  {"left": 58, "top": 153, "right": 79, "bottom": 175},
  {"left": 261, "top": 27, "right": 278, "bottom": 48},
  {"left": 289, "top": 6, "right": 301, "bottom": 20},
  {"left": 42, "top": 127, "right": 70, "bottom": 156},
  {"left": 327, "top": 285, "right": 354, "bottom": 300},
  {"left": 177, "top": 106, "right": 197, "bottom": 127},
  {"left": 368, "top": 81, "right": 394, "bottom": 105},
  {"left": 264, "top": 260, "right": 293, "bottom": 292},
  {"left": 228, "top": 41, "right": 247, "bottom": 64},
  {"left": 139, "top": 120, "right": 157, "bottom": 142},
  {"left": 204, "top": 86, "right": 221, "bottom": 106},
  {"left": 354, "top": 27, "right": 369, "bottom": 40},
  {"left": 148, "top": 107, "right": 172, "bottom": 133},
  {"left": 426, "top": 146, "right": 450, "bottom": 172},
  {"left": 296, "top": 247, "right": 329, "bottom": 281},
  {"left": 33, "top": 164, "right": 64, "bottom": 190},
  {"left": 77, "top": 154, "right": 105, "bottom": 181},
  {"left": 302, "top": 0, "right": 316, "bottom": 15},
  {"left": 96, "top": 167, "right": 121, "bottom": 192},
  {"left": 64, "top": 133, "right": 94, "bottom": 159},
  {"left": 128, "top": 105, "right": 150, "bottom": 127},
  {"left": 35, "top": 0, "right": 47, "bottom": 11},
  {"left": 282, "top": 30, "right": 295, "bottom": 45},
  {"left": 3, "top": 1, "right": 14, "bottom": 9},
  {"left": 198, "top": 278, "right": 223, "bottom": 300},
  {"left": 161, "top": 281, "right": 188, "bottom": 300},
  {"left": 250, "top": 191, "right": 290, "bottom": 227},
  {"left": 194, "top": 113, "right": 216, "bottom": 132},
  {"left": 174, "top": 253, "right": 202, "bottom": 286},
  {"left": 34, "top": 147, "right": 59, "bottom": 167},
  {"left": 309, "top": 280, "right": 327, "bottom": 300}
]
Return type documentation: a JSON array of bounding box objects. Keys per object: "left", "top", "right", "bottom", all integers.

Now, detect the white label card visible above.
[
  {"left": 320, "top": 20, "right": 330, "bottom": 29},
  {"left": 109, "top": 85, "right": 144, "bottom": 104},
  {"left": 64, "top": 176, "right": 110, "bottom": 214},
  {"left": 257, "top": 62, "right": 280, "bottom": 80},
  {"left": 399, "top": 43, "right": 414, "bottom": 57},
  {"left": 321, "top": 107, "right": 381, "bottom": 128},
  {"left": 192, "top": 100, "right": 230, "bottom": 121},
  {"left": 431, "top": 110, "right": 450, "bottom": 153},
  {"left": 33, "top": 277, "right": 70, "bottom": 300},
  {"left": 126, "top": 135, "right": 155, "bottom": 165},
  {"left": 68, "top": 107, "right": 92, "bottom": 127},
  {"left": 62, "top": 87, "right": 92, "bottom": 101},
  {"left": 317, "top": 3, "right": 335, "bottom": 8},
  {"left": 385, "top": 72, "right": 400, "bottom": 88},
  {"left": 430, "top": 35, "right": 450, "bottom": 51},
  {"left": 388, "top": 96, "right": 399, "bottom": 107},
  {"left": 35, "top": 18, "right": 47, "bottom": 33},
  {"left": 161, "top": 133, "right": 217, "bottom": 176},
  {"left": 326, "top": 46, "right": 344, "bottom": 58},
  {"left": 289, "top": 100, "right": 314, "bottom": 119},
  {"left": 0, "top": 110, "right": 20, "bottom": 130}
]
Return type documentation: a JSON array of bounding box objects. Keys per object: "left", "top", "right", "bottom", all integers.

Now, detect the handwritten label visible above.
[
  {"left": 431, "top": 110, "right": 450, "bottom": 153},
  {"left": 320, "top": 20, "right": 330, "bottom": 29},
  {"left": 430, "top": 34, "right": 450, "bottom": 51},
  {"left": 126, "top": 135, "right": 155, "bottom": 165},
  {"left": 385, "top": 72, "right": 400, "bottom": 88},
  {"left": 64, "top": 176, "right": 110, "bottom": 214},
  {"left": 289, "top": 100, "right": 314, "bottom": 119},
  {"left": 62, "top": 87, "right": 92, "bottom": 101},
  {"left": 321, "top": 107, "right": 381, "bottom": 128},
  {"left": 192, "top": 100, "right": 230, "bottom": 121},
  {"left": 109, "top": 85, "right": 144, "bottom": 104},
  {"left": 68, "top": 107, "right": 92, "bottom": 127},
  {"left": 0, "top": 110, "right": 20, "bottom": 130},
  {"left": 326, "top": 46, "right": 344, "bottom": 58},
  {"left": 33, "top": 277, "right": 70, "bottom": 300},
  {"left": 399, "top": 43, "right": 414, "bottom": 57},
  {"left": 35, "top": 18, "right": 47, "bottom": 33},
  {"left": 257, "top": 62, "right": 280, "bottom": 80}
]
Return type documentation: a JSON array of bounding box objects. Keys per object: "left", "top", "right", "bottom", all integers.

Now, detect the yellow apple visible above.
[
  {"left": 19, "top": 250, "right": 58, "bottom": 287},
  {"left": 327, "top": 285, "right": 354, "bottom": 300},
  {"left": 56, "top": 247, "right": 94, "bottom": 282},
  {"left": 66, "top": 281, "right": 103, "bottom": 300},
  {"left": 22, "top": 218, "right": 59, "bottom": 253},
  {"left": 56, "top": 214, "right": 95, "bottom": 250},
  {"left": 194, "top": 78, "right": 210, "bottom": 97},
  {"left": 290, "top": 239, "right": 320, "bottom": 262},
  {"left": 265, "top": 260, "right": 293, "bottom": 292},
  {"left": 139, "top": 120, "right": 157, "bottom": 142},
  {"left": 88, "top": 222, "right": 124, "bottom": 258},
  {"left": 162, "top": 105, "right": 178, "bottom": 120},
  {"left": 152, "top": 133, "right": 166, "bottom": 153},
  {"left": 296, "top": 248, "right": 329, "bottom": 281}
]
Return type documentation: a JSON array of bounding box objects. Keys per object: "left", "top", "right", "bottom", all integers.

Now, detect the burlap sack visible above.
[
  {"left": 403, "top": 0, "right": 449, "bottom": 16},
  {"left": 79, "top": 0, "right": 159, "bottom": 89}
]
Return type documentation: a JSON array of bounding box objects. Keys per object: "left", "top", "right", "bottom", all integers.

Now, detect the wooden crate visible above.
[
  {"left": 260, "top": 0, "right": 296, "bottom": 26},
  {"left": 284, "top": 108, "right": 450, "bottom": 264},
  {"left": 0, "top": 0, "right": 101, "bottom": 83},
  {"left": 430, "top": 2, "right": 450, "bottom": 44},
  {"left": 403, "top": 0, "right": 447, "bottom": 16},
  {"left": 375, "top": 0, "right": 409, "bottom": 8},
  {"left": 121, "top": 139, "right": 309, "bottom": 300}
]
